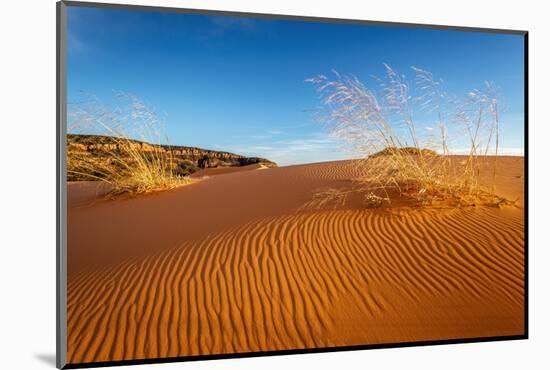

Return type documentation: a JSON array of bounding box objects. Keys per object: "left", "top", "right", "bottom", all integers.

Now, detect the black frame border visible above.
[{"left": 56, "top": 1, "right": 529, "bottom": 369}]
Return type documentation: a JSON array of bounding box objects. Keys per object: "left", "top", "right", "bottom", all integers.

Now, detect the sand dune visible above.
[
  {"left": 190, "top": 162, "right": 270, "bottom": 178},
  {"left": 66, "top": 157, "right": 525, "bottom": 364}
]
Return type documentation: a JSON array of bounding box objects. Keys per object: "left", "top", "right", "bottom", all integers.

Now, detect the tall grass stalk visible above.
[
  {"left": 67, "top": 93, "right": 191, "bottom": 196},
  {"left": 307, "top": 65, "right": 509, "bottom": 208}
]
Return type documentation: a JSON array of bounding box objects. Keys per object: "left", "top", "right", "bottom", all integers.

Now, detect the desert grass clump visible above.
[
  {"left": 67, "top": 92, "right": 191, "bottom": 196},
  {"left": 306, "top": 65, "right": 512, "bottom": 208}
]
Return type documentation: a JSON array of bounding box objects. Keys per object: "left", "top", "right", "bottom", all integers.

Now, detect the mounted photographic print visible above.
[{"left": 56, "top": 1, "right": 528, "bottom": 368}]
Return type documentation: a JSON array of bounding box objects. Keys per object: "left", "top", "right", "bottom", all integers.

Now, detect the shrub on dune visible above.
[
  {"left": 67, "top": 92, "right": 191, "bottom": 196},
  {"left": 307, "top": 65, "right": 511, "bottom": 208}
]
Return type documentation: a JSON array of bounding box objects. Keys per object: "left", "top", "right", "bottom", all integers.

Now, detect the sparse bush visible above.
[
  {"left": 307, "top": 65, "right": 512, "bottom": 208},
  {"left": 67, "top": 92, "right": 191, "bottom": 196}
]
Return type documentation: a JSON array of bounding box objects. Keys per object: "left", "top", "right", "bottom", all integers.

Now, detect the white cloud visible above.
[
  {"left": 449, "top": 147, "right": 524, "bottom": 156},
  {"left": 222, "top": 133, "right": 349, "bottom": 166}
]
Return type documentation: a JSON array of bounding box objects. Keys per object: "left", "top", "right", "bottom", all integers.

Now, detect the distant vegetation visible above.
[
  {"left": 67, "top": 93, "right": 275, "bottom": 196},
  {"left": 370, "top": 147, "right": 437, "bottom": 158},
  {"left": 308, "top": 65, "right": 512, "bottom": 208}
]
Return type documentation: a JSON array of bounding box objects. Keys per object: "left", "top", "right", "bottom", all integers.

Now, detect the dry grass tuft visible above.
[
  {"left": 370, "top": 147, "right": 437, "bottom": 158},
  {"left": 67, "top": 93, "right": 192, "bottom": 196},
  {"left": 306, "top": 65, "right": 512, "bottom": 209}
]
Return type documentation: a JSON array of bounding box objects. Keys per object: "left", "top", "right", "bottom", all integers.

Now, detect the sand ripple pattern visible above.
[
  {"left": 299, "top": 160, "right": 367, "bottom": 180},
  {"left": 67, "top": 207, "right": 524, "bottom": 364}
]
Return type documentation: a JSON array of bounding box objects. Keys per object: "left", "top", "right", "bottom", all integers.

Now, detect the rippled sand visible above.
[{"left": 66, "top": 157, "right": 525, "bottom": 364}]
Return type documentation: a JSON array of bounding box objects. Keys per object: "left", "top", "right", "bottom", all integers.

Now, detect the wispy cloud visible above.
[
  {"left": 451, "top": 147, "right": 524, "bottom": 156},
  {"left": 68, "top": 31, "right": 92, "bottom": 55},
  {"left": 221, "top": 132, "right": 348, "bottom": 166}
]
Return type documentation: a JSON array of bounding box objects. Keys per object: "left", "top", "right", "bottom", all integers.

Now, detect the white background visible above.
[{"left": 1, "top": 0, "right": 548, "bottom": 369}]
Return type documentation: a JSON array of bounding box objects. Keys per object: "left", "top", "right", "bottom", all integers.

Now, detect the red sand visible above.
[{"left": 66, "top": 157, "right": 525, "bottom": 364}]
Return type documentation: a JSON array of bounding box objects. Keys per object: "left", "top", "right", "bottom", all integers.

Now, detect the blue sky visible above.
[{"left": 67, "top": 6, "right": 525, "bottom": 166}]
